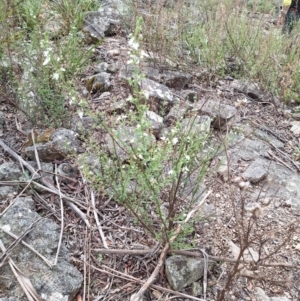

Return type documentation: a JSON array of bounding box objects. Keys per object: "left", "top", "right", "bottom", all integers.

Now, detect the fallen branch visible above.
[
  {"left": 77, "top": 259, "right": 207, "bottom": 301},
  {"left": 92, "top": 248, "right": 298, "bottom": 269}
]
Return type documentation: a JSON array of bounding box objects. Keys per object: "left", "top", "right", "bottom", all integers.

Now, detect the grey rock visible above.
[
  {"left": 253, "top": 287, "right": 270, "bottom": 301},
  {"left": 0, "top": 162, "right": 22, "bottom": 181},
  {"left": 119, "top": 64, "right": 135, "bottom": 80},
  {"left": 254, "top": 129, "right": 284, "bottom": 149},
  {"left": 0, "top": 197, "right": 83, "bottom": 300},
  {"left": 234, "top": 138, "right": 270, "bottom": 161},
  {"left": 180, "top": 115, "right": 211, "bottom": 135},
  {"left": 242, "top": 158, "right": 268, "bottom": 184},
  {"left": 143, "top": 66, "right": 160, "bottom": 82},
  {"left": 94, "top": 62, "right": 108, "bottom": 73},
  {"left": 71, "top": 116, "right": 95, "bottom": 136},
  {"left": 105, "top": 99, "right": 128, "bottom": 114},
  {"left": 194, "top": 100, "right": 237, "bottom": 129},
  {"left": 232, "top": 80, "right": 265, "bottom": 100},
  {"left": 57, "top": 163, "right": 79, "bottom": 183},
  {"left": 83, "top": 10, "right": 120, "bottom": 42},
  {"left": 140, "top": 78, "right": 173, "bottom": 111},
  {"left": 165, "top": 255, "right": 214, "bottom": 291},
  {"left": 28, "top": 161, "right": 54, "bottom": 185},
  {"left": 0, "top": 186, "right": 17, "bottom": 201},
  {"left": 181, "top": 90, "right": 198, "bottom": 102},
  {"left": 161, "top": 70, "right": 192, "bottom": 88},
  {"left": 24, "top": 128, "right": 80, "bottom": 162},
  {"left": 144, "top": 111, "right": 163, "bottom": 138},
  {"left": 164, "top": 103, "right": 190, "bottom": 126},
  {"left": 270, "top": 297, "right": 291, "bottom": 301},
  {"left": 192, "top": 282, "right": 202, "bottom": 297},
  {"left": 105, "top": 125, "right": 156, "bottom": 161},
  {"left": 86, "top": 72, "right": 111, "bottom": 93},
  {"left": 107, "top": 63, "right": 118, "bottom": 73}
]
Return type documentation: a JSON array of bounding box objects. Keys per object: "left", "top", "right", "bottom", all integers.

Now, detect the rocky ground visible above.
[{"left": 1, "top": 1, "right": 300, "bottom": 301}]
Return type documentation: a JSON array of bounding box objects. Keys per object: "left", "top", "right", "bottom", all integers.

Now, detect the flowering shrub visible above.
[{"left": 80, "top": 19, "right": 216, "bottom": 246}]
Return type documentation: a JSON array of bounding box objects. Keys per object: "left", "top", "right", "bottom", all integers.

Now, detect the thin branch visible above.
[
  {"left": 91, "top": 190, "right": 108, "bottom": 249},
  {"left": 54, "top": 164, "right": 64, "bottom": 266}
]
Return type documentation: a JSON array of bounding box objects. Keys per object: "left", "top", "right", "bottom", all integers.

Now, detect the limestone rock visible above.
[
  {"left": 253, "top": 287, "right": 270, "bottom": 301},
  {"left": 144, "top": 111, "right": 163, "bottom": 138},
  {"left": 24, "top": 128, "right": 80, "bottom": 162},
  {"left": 86, "top": 72, "right": 111, "bottom": 93},
  {"left": 161, "top": 70, "right": 192, "bottom": 88},
  {"left": 0, "top": 197, "right": 83, "bottom": 300},
  {"left": 242, "top": 158, "right": 268, "bottom": 184},
  {"left": 194, "top": 100, "right": 236, "bottom": 129},
  {"left": 140, "top": 78, "right": 173, "bottom": 110},
  {"left": 83, "top": 9, "right": 120, "bottom": 42},
  {"left": 165, "top": 255, "right": 214, "bottom": 291},
  {"left": 0, "top": 162, "right": 22, "bottom": 181},
  {"left": 164, "top": 103, "right": 190, "bottom": 126}
]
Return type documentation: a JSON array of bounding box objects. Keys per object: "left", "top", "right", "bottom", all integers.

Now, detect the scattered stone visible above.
[
  {"left": 180, "top": 115, "right": 211, "bottom": 135},
  {"left": 140, "top": 78, "right": 173, "bottom": 107},
  {"left": 161, "top": 70, "right": 192, "bottom": 88},
  {"left": 86, "top": 72, "right": 111, "bottom": 93},
  {"left": 0, "top": 162, "right": 22, "bottom": 181},
  {"left": 270, "top": 297, "right": 291, "bottom": 301},
  {"left": 164, "top": 103, "right": 190, "bottom": 126},
  {"left": 23, "top": 128, "right": 80, "bottom": 162},
  {"left": 242, "top": 158, "right": 268, "bottom": 184},
  {"left": 71, "top": 116, "right": 95, "bottom": 136},
  {"left": 194, "top": 99, "right": 237, "bottom": 129},
  {"left": 0, "top": 197, "right": 83, "bottom": 300},
  {"left": 57, "top": 163, "right": 79, "bottom": 183},
  {"left": 191, "top": 282, "right": 202, "bottom": 297},
  {"left": 0, "top": 186, "right": 17, "bottom": 201},
  {"left": 94, "top": 62, "right": 108, "bottom": 73},
  {"left": 254, "top": 129, "right": 285, "bottom": 149},
  {"left": 253, "top": 287, "right": 270, "bottom": 301},
  {"left": 165, "top": 255, "right": 214, "bottom": 291},
  {"left": 83, "top": 9, "right": 120, "bottom": 43},
  {"left": 232, "top": 80, "right": 265, "bottom": 100},
  {"left": 143, "top": 66, "right": 161, "bottom": 82},
  {"left": 290, "top": 121, "right": 300, "bottom": 136},
  {"left": 105, "top": 125, "right": 156, "bottom": 161},
  {"left": 181, "top": 89, "right": 198, "bottom": 102},
  {"left": 217, "top": 156, "right": 229, "bottom": 181},
  {"left": 144, "top": 110, "right": 163, "bottom": 138},
  {"left": 119, "top": 64, "right": 135, "bottom": 80},
  {"left": 28, "top": 161, "right": 54, "bottom": 185}
]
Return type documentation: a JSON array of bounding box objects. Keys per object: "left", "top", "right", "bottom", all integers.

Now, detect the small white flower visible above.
[
  {"left": 172, "top": 137, "right": 178, "bottom": 145},
  {"left": 42, "top": 56, "right": 51, "bottom": 66},
  {"left": 60, "top": 67, "right": 65, "bottom": 72},
  {"left": 78, "top": 111, "right": 84, "bottom": 119},
  {"left": 168, "top": 170, "right": 174, "bottom": 175},
  {"left": 160, "top": 136, "right": 166, "bottom": 141},
  {"left": 138, "top": 154, "right": 144, "bottom": 160},
  {"left": 182, "top": 166, "right": 189, "bottom": 173},
  {"left": 128, "top": 37, "right": 139, "bottom": 50},
  {"left": 185, "top": 155, "right": 190, "bottom": 161},
  {"left": 52, "top": 72, "right": 59, "bottom": 81}
]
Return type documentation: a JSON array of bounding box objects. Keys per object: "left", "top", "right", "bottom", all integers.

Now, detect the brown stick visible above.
[
  {"left": 84, "top": 261, "right": 207, "bottom": 301},
  {"left": 92, "top": 248, "right": 299, "bottom": 269}
]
